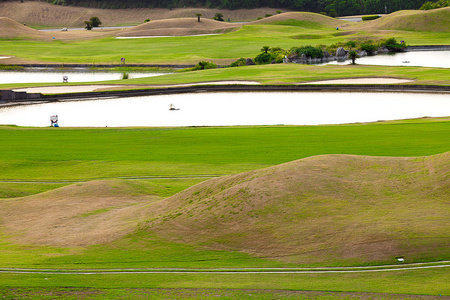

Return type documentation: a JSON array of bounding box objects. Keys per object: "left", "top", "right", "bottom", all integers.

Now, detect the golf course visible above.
[{"left": 0, "top": 1, "right": 449, "bottom": 299}]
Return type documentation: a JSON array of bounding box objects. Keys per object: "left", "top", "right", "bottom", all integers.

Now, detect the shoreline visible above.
[{"left": 1, "top": 83, "right": 449, "bottom": 108}]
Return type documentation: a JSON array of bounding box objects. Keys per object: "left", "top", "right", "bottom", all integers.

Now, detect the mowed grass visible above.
[
  {"left": 0, "top": 17, "right": 449, "bottom": 65},
  {"left": 1, "top": 119, "right": 450, "bottom": 181}
]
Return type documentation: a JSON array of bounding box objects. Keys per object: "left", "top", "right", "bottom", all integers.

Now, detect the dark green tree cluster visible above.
[
  {"left": 44, "top": 0, "right": 428, "bottom": 15},
  {"left": 420, "top": 0, "right": 448, "bottom": 9}
]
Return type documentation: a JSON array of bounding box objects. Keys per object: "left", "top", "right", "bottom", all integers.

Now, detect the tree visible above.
[
  {"left": 261, "top": 46, "right": 270, "bottom": 53},
  {"left": 214, "top": 13, "right": 224, "bottom": 21},
  {"left": 84, "top": 21, "right": 93, "bottom": 30},
  {"left": 196, "top": 13, "right": 202, "bottom": 22},
  {"left": 348, "top": 50, "right": 359, "bottom": 64},
  {"left": 89, "top": 16, "right": 102, "bottom": 27}
]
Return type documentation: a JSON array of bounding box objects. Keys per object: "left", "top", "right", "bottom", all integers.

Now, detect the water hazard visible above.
[
  {"left": 0, "top": 92, "right": 449, "bottom": 127},
  {"left": 321, "top": 50, "right": 450, "bottom": 68},
  {"left": 0, "top": 69, "right": 169, "bottom": 84}
]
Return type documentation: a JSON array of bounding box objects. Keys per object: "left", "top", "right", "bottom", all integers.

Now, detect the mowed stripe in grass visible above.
[{"left": 1, "top": 119, "right": 450, "bottom": 180}]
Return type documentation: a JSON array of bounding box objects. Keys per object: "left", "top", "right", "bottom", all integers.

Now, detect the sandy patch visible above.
[
  {"left": 301, "top": 78, "right": 414, "bottom": 84},
  {"left": 14, "top": 81, "right": 260, "bottom": 94},
  {"left": 157, "top": 81, "right": 261, "bottom": 87},
  {"left": 14, "top": 85, "right": 122, "bottom": 94},
  {"left": 116, "top": 33, "right": 221, "bottom": 39}
]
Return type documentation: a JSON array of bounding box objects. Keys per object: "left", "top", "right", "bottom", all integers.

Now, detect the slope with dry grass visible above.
[
  {"left": 145, "top": 152, "right": 450, "bottom": 264},
  {"left": 0, "top": 17, "right": 48, "bottom": 39},
  {"left": 357, "top": 7, "right": 450, "bottom": 32},
  {"left": 116, "top": 18, "right": 240, "bottom": 37},
  {"left": 1, "top": 153, "right": 448, "bottom": 265},
  {"left": 0, "top": 180, "right": 161, "bottom": 246},
  {"left": 0, "top": 1, "right": 288, "bottom": 27}
]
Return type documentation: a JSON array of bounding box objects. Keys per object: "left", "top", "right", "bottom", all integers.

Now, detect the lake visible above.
[
  {"left": 0, "top": 69, "right": 170, "bottom": 84},
  {"left": 1, "top": 92, "right": 449, "bottom": 127},
  {"left": 321, "top": 50, "right": 450, "bottom": 68}
]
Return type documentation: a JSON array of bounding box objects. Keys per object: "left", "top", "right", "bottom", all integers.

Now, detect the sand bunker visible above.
[
  {"left": 14, "top": 81, "right": 261, "bottom": 94},
  {"left": 14, "top": 85, "right": 122, "bottom": 94},
  {"left": 302, "top": 78, "right": 414, "bottom": 84}
]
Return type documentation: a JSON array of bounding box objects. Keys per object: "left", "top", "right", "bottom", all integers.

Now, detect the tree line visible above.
[{"left": 2, "top": 0, "right": 430, "bottom": 16}]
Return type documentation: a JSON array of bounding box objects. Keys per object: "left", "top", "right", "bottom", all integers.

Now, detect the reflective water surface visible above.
[
  {"left": 321, "top": 50, "right": 450, "bottom": 68},
  {"left": 0, "top": 69, "right": 169, "bottom": 84},
  {"left": 1, "top": 92, "right": 449, "bottom": 127}
]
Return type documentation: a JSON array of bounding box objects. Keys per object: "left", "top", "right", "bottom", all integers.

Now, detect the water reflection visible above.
[
  {"left": 0, "top": 69, "right": 170, "bottom": 84},
  {"left": 320, "top": 51, "right": 450, "bottom": 68},
  {"left": 0, "top": 92, "right": 449, "bottom": 127}
]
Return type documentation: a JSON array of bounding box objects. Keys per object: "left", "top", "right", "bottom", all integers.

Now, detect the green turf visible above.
[
  {"left": 0, "top": 22, "right": 448, "bottom": 65},
  {"left": 1, "top": 119, "right": 449, "bottom": 181}
]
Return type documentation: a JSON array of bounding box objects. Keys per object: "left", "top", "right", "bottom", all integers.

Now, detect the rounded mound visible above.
[
  {"left": 357, "top": 7, "right": 450, "bottom": 32},
  {"left": 0, "top": 180, "right": 160, "bottom": 247},
  {"left": 117, "top": 18, "right": 240, "bottom": 37},
  {"left": 146, "top": 152, "right": 450, "bottom": 264},
  {"left": 0, "top": 17, "right": 47, "bottom": 39},
  {"left": 249, "top": 12, "right": 347, "bottom": 28}
]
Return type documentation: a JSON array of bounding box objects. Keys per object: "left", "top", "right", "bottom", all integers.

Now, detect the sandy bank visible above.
[{"left": 301, "top": 78, "right": 414, "bottom": 84}]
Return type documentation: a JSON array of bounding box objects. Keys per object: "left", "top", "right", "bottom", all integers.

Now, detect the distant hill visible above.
[
  {"left": 358, "top": 7, "right": 450, "bottom": 32},
  {"left": 2, "top": 153, "right": 448, "bottom": 265},
  {"left": 36, "top": 0, "right": 425, "bottom": 16}
]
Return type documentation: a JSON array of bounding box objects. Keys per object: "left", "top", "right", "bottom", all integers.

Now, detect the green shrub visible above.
[
  {"left": 144, "top": 19, "right": 150, "bottom": 23},
  {"left": 381, "top": 38, "right": 407, "bottom": 52},
  {"left": 362, "top": 15, "right": 381, "bottom": 21},
  {"left": 265, "top": 14, "right": 273, "bottom": 17},
  {"left": 290, "top": 45, "right": 324, "bottom": 58},
  {"left": 254, "top": 52, "right": 274, "bottom": 64},
  {"left": 193, "top": 61, "right": 217, "bottom": 70},
  {"left": 420, "top": 0, "right": 449, "bottom": 10},
  {"left": 360, "top": 42, "right": 378, "bottom": 54},
  {"left": 230, "top": 58, "right": 246, "bottom": 67}
]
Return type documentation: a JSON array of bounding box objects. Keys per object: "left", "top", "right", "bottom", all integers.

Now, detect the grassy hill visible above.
[
  {"left": 1, "top": 152, "right": 448, "bottom": 266},
  {"left": 144, "top": 152, "right": 450, "bottom": 264},
  {"left": 358, "top": 7, "right": 450, "bottom": 32},
  {"left": 0, "top": 1, "right": 287, "bottom": 27}
]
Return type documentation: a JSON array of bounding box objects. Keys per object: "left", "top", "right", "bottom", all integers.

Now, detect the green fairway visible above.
[
  {"left": 1, "top": 119, "right": 450, "bottom": 182},
  {"left": 0, "top": 22, "right": 449, "bottom": 65}
]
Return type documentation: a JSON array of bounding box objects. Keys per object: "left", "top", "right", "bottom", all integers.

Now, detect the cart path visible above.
[{"left": 1, "top": 261, "right": 448, "bottom": 275}]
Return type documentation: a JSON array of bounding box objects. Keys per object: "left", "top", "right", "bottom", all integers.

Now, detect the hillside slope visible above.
[
  {"left": 116, "top": 18, "right": 240, "bottom": 37},
  {"left": 1, "top": 153, "right": 448, "bottom": 264},
  {"left": 0, "top": 1, "right": 287, "bottom": 27},
  {"left": 357, "top": 7, "right": 450, "bottom": 32},
  {"left": 146, "top": 152, "right": 450, "bottom": 263},
  {"left": 0, "top": 17, "right": 48, "bottom": 39}
]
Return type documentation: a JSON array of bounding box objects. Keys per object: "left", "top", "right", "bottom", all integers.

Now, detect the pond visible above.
[
  {"left": 0, "top": 69, "right": 170, "bottom": 84},
  {"left": 1, "top": 92, "right": 449, "bottom": 127},
  {"left": 320, "top": 50, "right": 450, "bottom": 68}
]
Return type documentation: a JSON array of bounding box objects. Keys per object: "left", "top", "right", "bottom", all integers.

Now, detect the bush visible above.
[
  {"left": 265, "top": 14, "right": 273, "bottom": 17},
  {"left": 290, "top": 45, "right": 324, "bottom": 58},
  {"left": 193, "top": 61, "right": 217, "bottom": 70},
  {"left": 254, "top": 52, "right": 273, "bottom": 64},
  {"left": 230, "top": 58, "right": 246, "bottom": 67},
  {"left": 420, "top": 0, "right": 449, "bottom": 10},
  {"left": 362, "top": 15, "right": 381, "bottom": 21},
  {"left": 144, "top": 19, "right": 150, "bottom": 23},
  {"left": 381, "top": 38, "right": 407, "bottom": 52},
  {"left": 360, "top": 42, "right": 378, "bottom": 54}
]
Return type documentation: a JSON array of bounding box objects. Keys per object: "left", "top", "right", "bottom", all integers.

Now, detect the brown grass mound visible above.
[
  {"left": 249, "top": 11, "right": 348, "bottom": 28},
  {"left": 117, "top": 18, "right": 240, "bottom": 37},
  {"left": 0, "top": 17, "right": 47, "bottom": 39},
  {"left": 145, "top": 152, "right": 450, "bottom": 263},
  {"left": 357, "top": 7, "right": 450, "bottom": 32},
  {"left": 0, "top": 180, "right": 160, "bottom": 247},
  {"left": 0, "top": 1, "right": 289, "bottom": 27}
]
